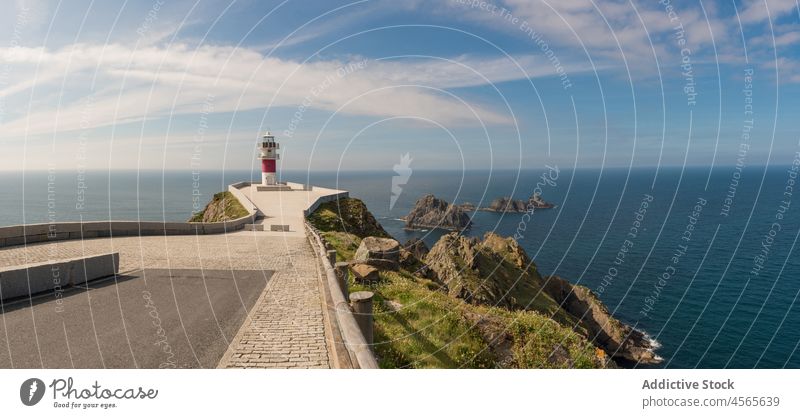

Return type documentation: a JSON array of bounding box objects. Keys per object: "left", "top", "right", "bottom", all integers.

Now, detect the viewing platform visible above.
[
  {"left": 0, "top": 180, "right": 362, "bottom": 369},
  {"left": 236, "top": 181, "right": 348, "bottom": 237}
]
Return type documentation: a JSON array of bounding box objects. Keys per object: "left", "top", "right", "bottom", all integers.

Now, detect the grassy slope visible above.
[
  {"left": 307, "top": 198, "right": 390, "bottom": 238},
  {"left": 189, "top": 191, "right": 249, "bottom": 222},
  {"left": 359, "top": 269, "right": 495, "bottom": 368},
  {"left": 310, "top": 198, "right": 606, "bottom": 369}
]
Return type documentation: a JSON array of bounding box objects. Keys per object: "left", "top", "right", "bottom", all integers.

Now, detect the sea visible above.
[{"left": 2, "top": 166, "right": 800, "bottom": 369}]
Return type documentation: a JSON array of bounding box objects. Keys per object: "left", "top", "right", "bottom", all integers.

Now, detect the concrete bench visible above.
[
  {"left": 0, "top": 253, "right": 119, "bottom": 301},
  {"left": 243, "top": 224, "right": 265, "bottom": 231}
]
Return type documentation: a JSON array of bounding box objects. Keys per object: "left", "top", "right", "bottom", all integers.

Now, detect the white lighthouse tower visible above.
[{"left": 258, "top": 131, "right": 279, "bottom": 186}]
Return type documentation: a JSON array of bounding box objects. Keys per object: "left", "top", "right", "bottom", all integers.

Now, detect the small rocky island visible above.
[
  {"left": 457, "top": 202, "right": 476, "bottom": 211},
  {"left": 402, "top": 194, "right": 472, "bottom": 231},
  {"left": 480, "top": 193, "right": 555, "bottom": 213}
]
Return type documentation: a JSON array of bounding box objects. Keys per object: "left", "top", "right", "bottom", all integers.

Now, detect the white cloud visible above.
[
  {"left": 751, "top": 28, "right": 800, "bottom": 47},
  {"left": 0, "top": 41, "right": 592, "bottom": 139},
  {"left": 740, "top": 0, "right": 799, "bottom": 23},
  {"left": 439, "top": 0, "right": 745, "bottom": 83}
]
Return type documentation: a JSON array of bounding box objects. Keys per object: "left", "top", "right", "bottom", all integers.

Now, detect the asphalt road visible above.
[{"left": 0, "top": 268, "right": 270, "bottom": 368}]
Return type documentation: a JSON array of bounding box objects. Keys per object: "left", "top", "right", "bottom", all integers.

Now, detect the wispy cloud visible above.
[
  {"left": 740, "top": 0, "right": 800, "bottom": 23},
  {"left": 442, "top": 0, "right": 728, "bottom": 64},
  {"left": 0, "top": 41, "right": 589, "bottom": 139},
  {"left": 441, "top": 0, "right": 800, "bottom": 82}
]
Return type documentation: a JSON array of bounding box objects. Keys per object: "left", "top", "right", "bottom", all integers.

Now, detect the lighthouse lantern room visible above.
[{"left": 258, "top": 131, "right": 279, "bottom": 185}]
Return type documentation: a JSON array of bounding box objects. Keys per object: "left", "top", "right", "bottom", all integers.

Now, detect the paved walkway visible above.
[
  {"left": 217, "top": 238, "right": 329, "bottom": 368},
  {"left": 0, "top": 183, "right": 348, "bottom": 369},
  {"left": 242, "top": 183, "right": 345, "bottom": 238},
  {"left": 0, "top": 231, "right": 332, "bottom": 369},
  {"left": 216, "top": 184, "right": 347, "bottom": 368},
  {"left": 0, "top": 233, "right": 297, "bottom": 272}
]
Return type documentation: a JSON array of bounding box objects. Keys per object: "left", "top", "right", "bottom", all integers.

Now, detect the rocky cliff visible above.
[
  {"left": 424, "top": 232, "right": 573, "bottom": 321},
  {"left": 307, "top": 197, "right": 390, "bottom": 238},
  {"left": 403, "top": 194, "right": 472, "bottom": 231},
  {"left": 398, "top": 237, "right": 434, "bottom": 278},
  {"left": 542, "top": 276, "right": 661, "bottom": 365},
  {"left": 307, "top": 197, "right": 658, "bottom": 368},
  {"left": 424, "top": 231, "right": 661, "bottom": 365},
  {"left": 189, "top": 191, "right": 249, "bottom": 223}
]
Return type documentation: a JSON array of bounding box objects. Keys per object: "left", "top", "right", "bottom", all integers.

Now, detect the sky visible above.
[{"left": 0, "top": 0, "right": 798, "bottom": 172}]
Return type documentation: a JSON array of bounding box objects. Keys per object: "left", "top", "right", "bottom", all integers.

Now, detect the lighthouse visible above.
[{"left": 258, "top": 131, "right": 279, "bottom": 186}]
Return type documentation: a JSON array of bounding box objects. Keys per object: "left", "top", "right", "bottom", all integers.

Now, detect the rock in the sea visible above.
[
  {"left": 484, "top": 197, "right": 528, "bottom": 212},
  {"left": 529, "top": 193, "right": 554, "bottom": 208},
  {"left": 542, "top": 275, "right": 661, "bottom": 365},
  {"left": 481, "top": 194, "right": 554, "bottom": 213},
  {"left": 403, "top": 194, "right": 472, "bottom": 231},
  {"left": 458, "top": 202, "right": 476, "bottom": 211},
  {"left": 349, "top": 263, "right": 380, "bottom": 283},
  {"left": 354, "top": 236, "right": 401, "bottom": 270}
]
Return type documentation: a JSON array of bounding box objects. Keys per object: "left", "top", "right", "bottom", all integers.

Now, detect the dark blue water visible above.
[{"left": 3, "top": 167, "right": 800, "bottom": 368}]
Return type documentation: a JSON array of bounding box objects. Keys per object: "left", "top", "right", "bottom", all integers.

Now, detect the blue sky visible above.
[{"left": 0, "top": 0, "right": 798, "bottom": 172}]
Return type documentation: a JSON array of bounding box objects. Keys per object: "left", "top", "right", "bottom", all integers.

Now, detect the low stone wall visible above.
[
  {"left": 285, "top": 181, "right": 311, "bottom": 191},
  {"left": 303, "top": 188, "right": 350, "bottom": 217},
  {"left": 227, "top": 181, "right": 260, "bottom": 215},
  {"left": 0, "top": 253, "right": 119, "bottom": 301},
  {"left": 0, "top": 184, "right": 258, "bottom": 249}
]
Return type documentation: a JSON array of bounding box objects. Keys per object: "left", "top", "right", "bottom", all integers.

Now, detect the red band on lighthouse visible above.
[{"left": 262, "top": 159, "right": 276, "bottom": 173}]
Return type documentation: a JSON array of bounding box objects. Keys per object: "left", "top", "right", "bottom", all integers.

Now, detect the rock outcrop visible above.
[
  {"left": 307, "top": 198, "right": 390, "bottom": 238},
  {"left": 529, "top": 193, "right": 554, "bottom": 208},
  {"left": 457, "top": 202, "right": 476, "bottom": 211},
  {"left": 354, "top": 236, "right": 401, "bottom": 270},
  {"left": 403, "top": 194, "right": 472, "bottom": 231},
  {"left": 349, "top": 263, "right": 380, "bottom": 283},
  {"left": 399, "top": 237, "right": 434, "bottom": 278},
  {"left": 189, "top": 191, "right": 249, "bottom": 223},
  {"left": 423, "top": 232, "right": 563, "bottom": 314},
  {"left": 402, "top": 237, "right": 430, "bottom": 263},
  {"left": 542, "top": 276, "right": 661, "bottom": 365},
  {"left": 484, "top": 197, "right": 528, "bottom": 212},
  {"left": 481, "top": 194, "right": 555, "bottom": 213},
  {"left": 423, "top": 231, "right": 660, "bottom": 365},
  {"left": 354, "top": 237, "right": 401, "bottom": 262}
]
